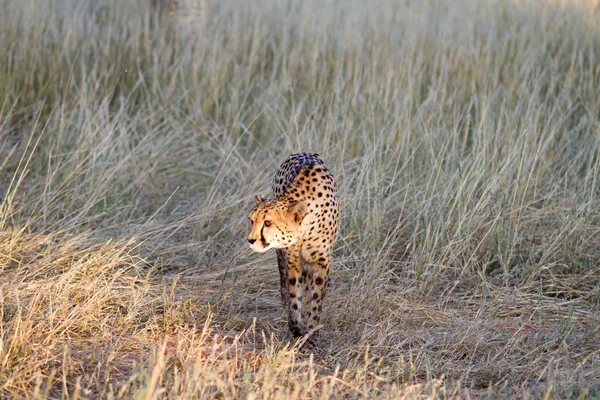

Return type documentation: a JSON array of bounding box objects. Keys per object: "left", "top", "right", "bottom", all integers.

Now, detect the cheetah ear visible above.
[
  {"left": 287, "top": 201, "right": 307, "bottom": 224},
  {"left": 255, "top": 194, "right": 265, "bottom": 204}
]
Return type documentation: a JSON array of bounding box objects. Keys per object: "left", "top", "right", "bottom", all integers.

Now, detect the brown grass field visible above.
[{"left": 1, "top": 0, "right": 600, "bottom": 398}]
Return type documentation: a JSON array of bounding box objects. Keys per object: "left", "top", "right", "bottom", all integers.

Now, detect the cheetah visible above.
[{"left": 247, "top": 152, "right": 340, "bottom": 350}]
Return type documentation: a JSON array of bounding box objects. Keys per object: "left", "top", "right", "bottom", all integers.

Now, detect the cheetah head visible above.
[{"left": 247, "top": 194, "right": 308, "bottom": 253}]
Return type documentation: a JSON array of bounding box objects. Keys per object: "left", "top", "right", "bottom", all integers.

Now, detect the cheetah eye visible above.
[{"left": 264, "top": 220, "right": 273, "bottom": 227}]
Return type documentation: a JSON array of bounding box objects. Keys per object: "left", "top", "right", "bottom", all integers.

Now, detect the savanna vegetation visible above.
[{"left": 1, "top": 0, "right": 599, "bottom": 398}]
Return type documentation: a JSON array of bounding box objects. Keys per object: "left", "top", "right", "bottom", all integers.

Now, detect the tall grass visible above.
[{"left": 1, "top": 0, "right": 599, "bottom": 398}]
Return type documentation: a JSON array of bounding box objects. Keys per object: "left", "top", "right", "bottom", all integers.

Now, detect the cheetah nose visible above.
[{"left": 247, "top": 238, "right": 256, "bottom": 245}]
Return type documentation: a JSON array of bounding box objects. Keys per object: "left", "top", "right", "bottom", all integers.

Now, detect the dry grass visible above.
[{"left": 1, "top": 0, "right": 600, "bottom": 398}]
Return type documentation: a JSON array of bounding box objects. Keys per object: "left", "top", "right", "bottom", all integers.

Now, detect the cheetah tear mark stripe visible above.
[
  {"left": 260, "top": 220, "right": 282, "bottom": 248},
  {"left": 260, "top": 225, "right": 269, "bottom": 248}
]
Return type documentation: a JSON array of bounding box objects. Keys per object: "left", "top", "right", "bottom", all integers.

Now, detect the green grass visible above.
[{"left": 1, "top": 0, "right": 599, "bottom": 398}]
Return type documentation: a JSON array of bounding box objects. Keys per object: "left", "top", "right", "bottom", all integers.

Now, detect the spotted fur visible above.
[{"left": 247, "top": 153, "right": 340, "bottom": 350}]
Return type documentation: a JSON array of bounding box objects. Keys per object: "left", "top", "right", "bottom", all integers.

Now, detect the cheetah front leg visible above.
[
  {"left": 285, "top": 246, "right": 304, "bottom": 338},
  {"left": 276, "top": 249, "right": 289, "bottom": 308},
  {"left": 301, "top": 265, "right": 310, "bottom": 328},
  {"left": 302, "top": 256, "right": 330, "bottom": 350}
]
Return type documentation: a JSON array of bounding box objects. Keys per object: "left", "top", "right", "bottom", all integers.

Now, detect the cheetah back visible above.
[{"left": 272, "top": 152, "right": 324, "bottom": 199}]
